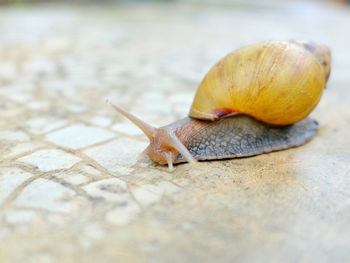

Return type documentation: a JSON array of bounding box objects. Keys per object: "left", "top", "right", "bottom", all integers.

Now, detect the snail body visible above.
[
  {"left": 171, "top": 115, "right": 318, "bottom": 164},
  {"left": 109, "top": 40, "right": 331, "bottom": 170}
]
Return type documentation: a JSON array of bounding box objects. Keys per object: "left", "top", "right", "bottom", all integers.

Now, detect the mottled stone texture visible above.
[{"left": 0, "top": 1, "right": 350, "bottom": 263}]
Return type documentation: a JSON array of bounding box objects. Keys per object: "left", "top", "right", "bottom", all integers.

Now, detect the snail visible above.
[{"left": 109, "top": 40, "right": 331, "bottom": 171}]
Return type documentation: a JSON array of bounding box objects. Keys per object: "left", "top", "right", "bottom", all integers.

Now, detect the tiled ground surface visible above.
[{"left": 1, "top": 1, "right": 350, "bottom": 262}]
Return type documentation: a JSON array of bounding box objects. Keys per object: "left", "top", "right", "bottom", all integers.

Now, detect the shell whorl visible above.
[{"left": 189, "top": 40, "right": 330, "bottom": 125}]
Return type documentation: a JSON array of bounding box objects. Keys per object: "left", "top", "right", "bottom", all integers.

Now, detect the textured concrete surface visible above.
[{"left": 0, "top": 1, "right": 350, "bottom": 262}]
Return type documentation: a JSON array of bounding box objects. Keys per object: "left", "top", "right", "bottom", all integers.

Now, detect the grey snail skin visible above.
[{"left": 109, "top": 40, "right": 331, "bottom": 171}]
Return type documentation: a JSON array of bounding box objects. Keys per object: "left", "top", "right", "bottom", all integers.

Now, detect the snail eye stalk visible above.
[{"left": 107, "top": 100, "right": 155, "bottom": 140}]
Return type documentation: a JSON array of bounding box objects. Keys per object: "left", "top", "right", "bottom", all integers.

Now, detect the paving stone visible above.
[
  {"left": 53, "top": 173, "right": 90, "bottom": 186},
  {"left": 84, "top": 138, "right": 148, "bottom": 168},
  {"left": 0, "top": 130, "right": 30, "bottom": 141},
  {"left": 26, "top": 118, "right": 68, "bottom": 135},
  {"left": 27, "top": 101, "right": 50, "bottom": 110},
  {"left": 112, "top": 122, "right": 143, "bottom": 136},
  {"left": 0, "top": 228, "right": 10, "bottom": 242},
  {"left": 46, "top": 124, "right": 115, "bottom": 149},
  {"left": 106, "top": 201, "right": 141, "bottom": 225},
  {"left": 108, "top": 165, "right": 134, "bottom": 176},
  {"left": 4, "top": 142, "right": 44, "bottom": 158},
  {"left": 156, "top": 181, "right": 182, "bottom": 195},
  {"left": 17, "top": 149, "right": 81, "bottom": 172},
  {"left": 82, "top": 178, "right": 129, "bottom": 202},
  {"left": 0, "top": 62, "right": 16, "bottom": 80},
  {"left": 7, "top": 91, "right": 33, "bottom": 104},
  {"left": 13, "top": 178, "right": 76, "bottom": 213},
  {"left": 131, "top": 184, "right": 164, "bottom": 207},
  {"left": 4, "top": 210, "right": 37, "bottom": 224},
  {"left": 79, "top": 222, "right": 106, "bottom": 249},
  {"left": 90, "top": 116, "right": 112, "bottom": 127},
  {"left": 0, "top": 168, "right": 33, "bottom": 205},
  {"left": 65, "top": 103, "right": 89, "bottom": 113},
  {"left": 131, "top": 169, "right": 172, "bottom": 181},
  {"left": 79, "top": 164, "right": 102, "bottom": 176},
  {"left": 22, "top": 58, "right": 56, "bottom": 76},
  {"left": 172, "top": 178, "right": 191, "bottom": 188}
]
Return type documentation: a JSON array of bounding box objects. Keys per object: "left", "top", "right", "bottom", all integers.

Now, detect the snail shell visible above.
[{"left": 190, "top": 40, "right": 330, "bottom": 125}]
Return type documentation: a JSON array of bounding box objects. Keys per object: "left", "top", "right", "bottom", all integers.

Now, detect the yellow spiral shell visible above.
[{"left": 189, "top": 40, "right": 330, "bottom": 125}]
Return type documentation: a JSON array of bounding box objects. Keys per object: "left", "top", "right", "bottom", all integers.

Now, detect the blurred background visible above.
[
  {"left": 0, "top": 0, "right": 349, "bottom": 122},
  {"left": 0, "top": 0, "right": 349, "bottom": 3},
  {"left": 1, "top": 1, "right": 350, "bottom": 262}
]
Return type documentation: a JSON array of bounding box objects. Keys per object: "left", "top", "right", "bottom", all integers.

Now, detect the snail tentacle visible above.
[
  {"left": 164, "top": 151, "right": 174, "bottom": 171},
  {"left": 107, "top": 100, "right": 155, "bottom": 139},
  {"left": 168, "top": 133, "right": 197, "bottom": 164}
]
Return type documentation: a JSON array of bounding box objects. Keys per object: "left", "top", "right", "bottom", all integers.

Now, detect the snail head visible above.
[{"left": 107, "top": 101, "right": 196, "bottom": 171}]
